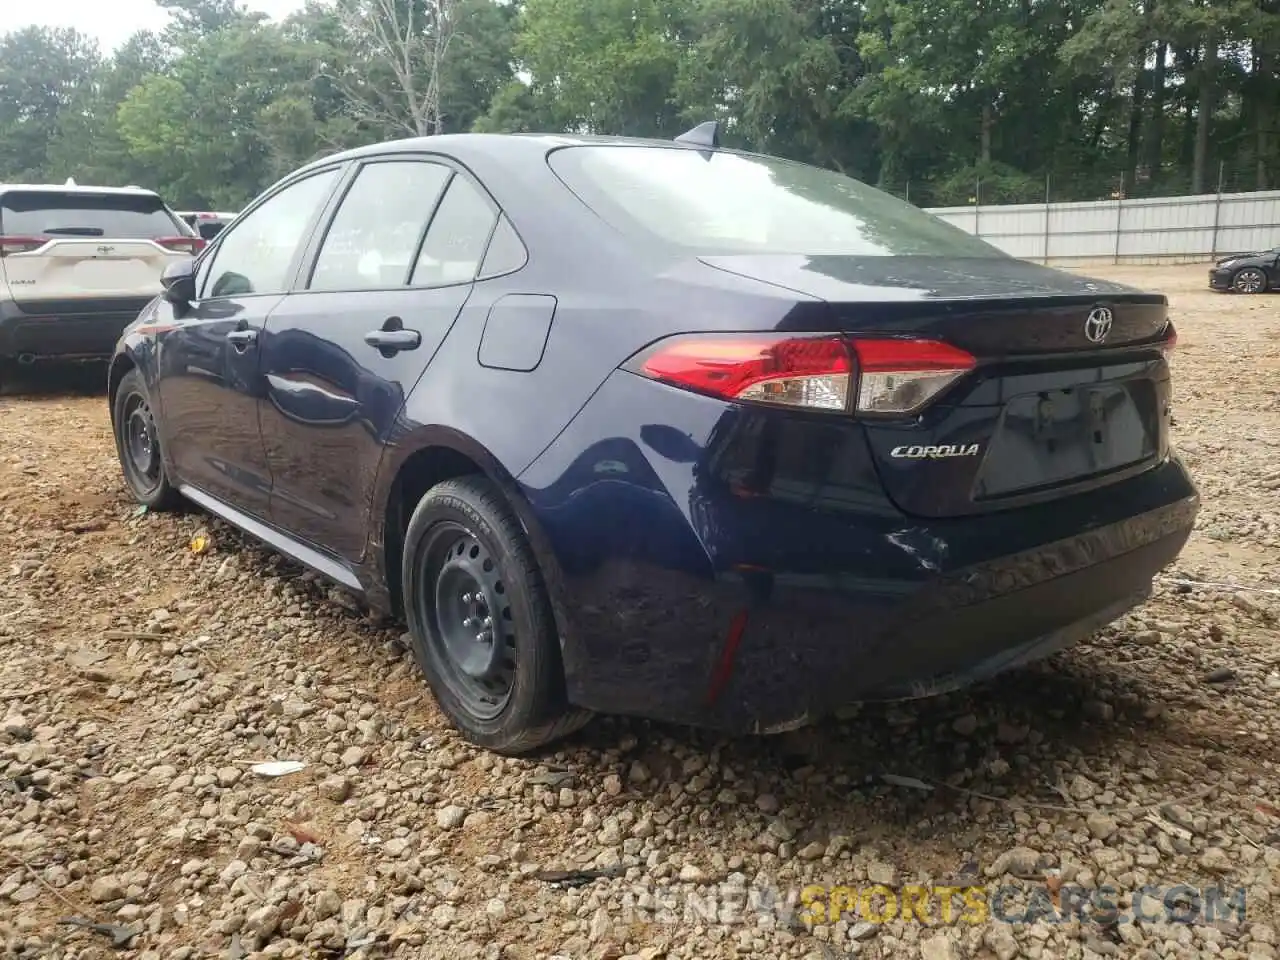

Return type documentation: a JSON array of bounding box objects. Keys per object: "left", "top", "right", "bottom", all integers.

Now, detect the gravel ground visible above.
[{"left": 0, "top": 264, "right": 1278, "bottom": 960}]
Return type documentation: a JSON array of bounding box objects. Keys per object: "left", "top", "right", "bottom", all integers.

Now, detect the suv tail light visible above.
[
  {"left": 1161, "top": 321, "right": 1177, "bottom": 358},
  {"left": 625, "top": 333, "right": 976, "bottom": 416},
  {"left": 157, "top": 236, "right": 206, "bottom": 254},
  {"left": 0, "top": 236, "right": 47, "bottom": 256}
]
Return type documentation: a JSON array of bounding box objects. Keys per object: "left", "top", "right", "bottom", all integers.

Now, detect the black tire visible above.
[
  {"left": 1232, "top": 267, "right": 1268, "bottom": 294},
  {"left": 112, "top": 368, "right": 181, "bottom": 510},
  {"left": 402, "top": 475, "right": 591, "bottom": 754}
]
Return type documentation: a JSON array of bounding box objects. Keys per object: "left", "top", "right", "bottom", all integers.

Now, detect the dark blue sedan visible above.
[{"left": 107, "top": 125, "right": 1198, "bottom": 754}]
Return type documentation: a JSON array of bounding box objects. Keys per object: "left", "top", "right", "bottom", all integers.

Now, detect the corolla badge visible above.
[
  {"left": 890, "top": 444, "right": 981, "bottom": 459},
  {"left": 1084, "top": 306, "right": 1114, "bottom": 343}
]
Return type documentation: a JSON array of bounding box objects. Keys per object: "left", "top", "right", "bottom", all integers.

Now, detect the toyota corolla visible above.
[{"left": 107, "top": 125, "right": 1198, "bottom": 754}]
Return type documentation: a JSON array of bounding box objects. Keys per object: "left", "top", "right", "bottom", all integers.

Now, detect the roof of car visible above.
[
  {"left": 0, "top": 182, "right": 162, "bottom": 198},
  {"left": 296, "top": 131, "right": 708, "bottom": 176}
]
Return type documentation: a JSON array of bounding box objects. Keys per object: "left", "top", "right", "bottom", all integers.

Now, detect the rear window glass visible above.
[
  {"left": 0, "top": 191, "right": 184, "bottom": 240},
  {"left": 547, "top": 145, "right": 1006, "bottom": 258}
]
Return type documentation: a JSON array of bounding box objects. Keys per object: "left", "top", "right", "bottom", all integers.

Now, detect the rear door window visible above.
[
  {"left": 309, "top": 160, "right": 452, "bottom": 291},
  {"left": 478, "top": 215, "right": 528, "bottom": 279},
  {"left": 411, "top": 176, "right": 498, "bottom": 287},
  {"left": 0, "top": 191, "right": 185, "bottom": 240}
]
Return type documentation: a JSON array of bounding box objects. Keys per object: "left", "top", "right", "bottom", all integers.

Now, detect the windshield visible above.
[
  {"left": 547, "top": 145, "right": 1006, "bottom": 258},
  {"left": 0, "top": 191, "right": 186, "bottom": 239}
]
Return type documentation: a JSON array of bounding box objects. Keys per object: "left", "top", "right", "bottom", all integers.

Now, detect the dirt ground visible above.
[{"left": 0, "top": 264, "right": 1278, "bottom": 960}]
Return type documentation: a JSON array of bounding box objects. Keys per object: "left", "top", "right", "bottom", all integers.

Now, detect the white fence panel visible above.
[{"left": 925, "top": 189, "right": 1280, "bottom": 265}]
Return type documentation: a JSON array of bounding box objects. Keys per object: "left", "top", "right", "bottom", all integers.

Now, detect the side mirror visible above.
[{"left": 161, "top": 257, "right": 197, "bottom": 304}]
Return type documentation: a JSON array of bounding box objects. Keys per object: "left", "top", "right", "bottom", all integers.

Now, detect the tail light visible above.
[
  {"left": 852, "top": 338, "right": 977, "bottom": 415},
  {"left": 629, "top": 334, "right": 853, "bottom": 411},
  {"left": 0, "top": 236, "right": 46, "bottom": 256},
  {"left": 1161, "top": 321, "right": 1177, "bottom": 359},
  {"left": 156, "top": 236, "right": 206, "bottom": 254},
  {"left": 625, "top": 333, "right": 976, "bottom": 416}
]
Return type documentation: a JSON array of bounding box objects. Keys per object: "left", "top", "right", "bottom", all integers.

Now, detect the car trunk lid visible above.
[{"left": 698, "top": 254, "right": 1175, "bottom": 518}]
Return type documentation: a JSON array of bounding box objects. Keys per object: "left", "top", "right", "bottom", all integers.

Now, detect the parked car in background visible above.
[
  {"left": 176, "top": 211, "right": 237, "bottom": 241},
  {"left": 1208, "top": 246, "right": 1279, "bottom": 294},
  {"left": 107, "top": 127, "right": 1198, "bottom": 755},
  {"left": 0, "top": 181, "right": 202, "bottom": 373}
]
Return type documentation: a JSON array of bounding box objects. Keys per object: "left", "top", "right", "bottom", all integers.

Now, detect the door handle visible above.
[
  {"left": 364, "top": 327, "right": 421, "bottom": 352},
  {"left": 226, "top": 328, "right": 257, "bottom": 348}
]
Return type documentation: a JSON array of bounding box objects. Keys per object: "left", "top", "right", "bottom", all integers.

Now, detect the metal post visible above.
[
  {"left": 1210, "top": 160, "right": 1225, "bottom": 258},
  {"left": 1043, "top": 173, "right": 1051, "bottom": 265},
  {"left": 905, "top": 180, "right": 910, "bottom": 204},
  {"left": 1113, "top": 172, "right": 1124, "bottom": 265},
  {"left": 974, "top": 177, "right": 981, "bottom": 237}
]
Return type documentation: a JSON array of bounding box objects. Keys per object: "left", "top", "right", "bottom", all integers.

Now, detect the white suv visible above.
[{"left": 0, "top": 182, "right": 203, "bottom": 368}]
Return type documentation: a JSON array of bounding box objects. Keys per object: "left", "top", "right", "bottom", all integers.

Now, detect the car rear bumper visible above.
[
  {"left": 518, "top": 371, "right": 1200, "bottom": 733},
  {"left": 0, "top": 297, "right": 154, "bottom": 362}
]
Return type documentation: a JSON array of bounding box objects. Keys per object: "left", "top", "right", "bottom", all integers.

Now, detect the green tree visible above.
[
  {"left": 116, "top": 21, "right": 336, "bottom": 208},
  {"left": 0, "top": 27, "right": 100, "bottom": 181},
  {"left": 46, "top": 31, "right": 170, "bottom": 187},
  {"left": 487, "top": 0, "right": 690, "bottom": 136}
]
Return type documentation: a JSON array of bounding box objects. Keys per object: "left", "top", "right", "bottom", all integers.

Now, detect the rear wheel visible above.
[
  {"left": 402, "top": 475, "right": 591, "bottom": 754},
  {"left": 112, "top": 368, "right": 181, "bottom": 510},
  {"left": 1232, "top": 267, "right": 1268, "bottom": 294}
]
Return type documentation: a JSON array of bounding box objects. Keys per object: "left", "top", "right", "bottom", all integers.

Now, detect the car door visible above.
[
  {"left": 154, "top": 166, "right": 343, "bottom": 516},
  {"left": 258, "top": 156, "right": 503, "bottom": 560}
]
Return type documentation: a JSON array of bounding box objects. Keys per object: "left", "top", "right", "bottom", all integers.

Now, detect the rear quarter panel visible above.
[{"left": 384, "top": 143, "right": 825, "bottom": 492}]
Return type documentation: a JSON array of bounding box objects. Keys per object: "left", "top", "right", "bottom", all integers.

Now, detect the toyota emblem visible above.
[{"left": 1084, "top": 306, "right": 1113, "bottom": 344}]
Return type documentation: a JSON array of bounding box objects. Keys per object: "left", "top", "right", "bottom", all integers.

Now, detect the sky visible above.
[{"left": 11, "top": 0, "right": 307, "bottom": 53}]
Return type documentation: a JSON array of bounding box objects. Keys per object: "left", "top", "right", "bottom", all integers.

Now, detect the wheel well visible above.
[
  {"left": 384, "top": 446, "right": 488, "bottom": 618},
  {"left": 107, "top": 356, "right": 135, "bottom": 426}
]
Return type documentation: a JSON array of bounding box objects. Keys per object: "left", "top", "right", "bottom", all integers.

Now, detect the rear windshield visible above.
[
  {"left": 0, "top": 191, "right": 185, "bottom": 239},
  {"left": 547, "top": 145, "right": 1005, "bottom": 258}
]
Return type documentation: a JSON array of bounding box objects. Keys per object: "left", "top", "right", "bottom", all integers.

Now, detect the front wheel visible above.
[
  {"left": 402, "top": 475, "right": 591, "bottom": 754},
  {"left": 1232, "top": 267, "right": 1268, "bottom": 294},
  {"left": 112, "top": 368, "right": 181, "bottom": 510}
]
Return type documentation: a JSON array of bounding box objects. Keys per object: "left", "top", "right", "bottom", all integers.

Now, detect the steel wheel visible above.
[
  {"left": 419, "top": 521, "right": 518, "bottom": 720},
  {"left": 401, "top": 475, "right": 592, "bottom": 753},
  {"left": 121, "top": 391, "right": 163, "bottom": 494},
  {"left": 112, "top": 368, "right": 180, "bottom": 510},
  {"left": 1232, "top": 267, "right": 1267, "bottom": 294}
]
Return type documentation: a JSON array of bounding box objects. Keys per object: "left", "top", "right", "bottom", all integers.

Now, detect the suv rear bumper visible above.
[{"left": 0, "top": 297, "right": 154, "bottom": 362}]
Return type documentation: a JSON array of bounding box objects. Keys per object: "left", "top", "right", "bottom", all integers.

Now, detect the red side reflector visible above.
[
  {"left": 156, "top": 236, "right": 206, "bottom": 255},
  {"left": 705, "top": 609, "right": 749, "bottom": 705}
]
